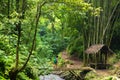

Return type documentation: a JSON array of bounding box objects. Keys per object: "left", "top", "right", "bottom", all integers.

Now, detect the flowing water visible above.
[{"left": 39, "top": 74, "right": 64, "bottom": 80}]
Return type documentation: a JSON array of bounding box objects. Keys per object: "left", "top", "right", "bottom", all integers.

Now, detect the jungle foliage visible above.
[{"left": 0, "top": 0, "right": 120, "bottom": 80}]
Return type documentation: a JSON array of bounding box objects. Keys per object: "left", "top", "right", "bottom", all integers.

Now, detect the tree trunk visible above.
[
  {"left": 8, "top": 0, "right": 10, "bottom": 18},
  {"left": 19, "top": 1, "right": 46, "bottom": 72},
  {"left": 15, "top": 21, "right": 21, "bottom": 68},
  {"left": 9, "top": 68, "right": 19, "bottom": 80}
]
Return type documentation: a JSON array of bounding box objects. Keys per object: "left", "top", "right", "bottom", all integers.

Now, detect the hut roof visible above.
[{"left": 85, "top": 44, "right": 114, "bottom": 54}]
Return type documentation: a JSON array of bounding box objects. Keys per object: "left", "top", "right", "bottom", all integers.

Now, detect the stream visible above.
[{"left": 39, "top": 74, "right": 64, "bottom": 80}]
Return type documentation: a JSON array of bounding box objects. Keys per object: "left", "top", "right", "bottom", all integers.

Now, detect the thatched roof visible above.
[{"left": 85, "top": 44, "right": 114, "bottom": 54}]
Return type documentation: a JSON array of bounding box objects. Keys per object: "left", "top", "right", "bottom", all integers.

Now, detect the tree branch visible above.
[
  {"left": 19, "top": 1, "right": 46, "bottom": 72},
  {"left": 15, "top": 21, "right": 21, "bottom": 69}
]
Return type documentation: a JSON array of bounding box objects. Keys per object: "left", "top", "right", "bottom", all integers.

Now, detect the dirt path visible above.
[{"left": 61, "top": 51, "right": 83, "bottom": 69}]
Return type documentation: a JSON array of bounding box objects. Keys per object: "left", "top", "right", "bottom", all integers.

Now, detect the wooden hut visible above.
[{"left": 85, "top": 44, "right": 114, "bottom": 69}]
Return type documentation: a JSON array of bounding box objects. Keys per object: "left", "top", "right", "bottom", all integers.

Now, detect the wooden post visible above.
[
  {"left": 100, "top": 52, "right": 103, "bottom": 64},
  {"left": 95, "top": 53, "right": 97, "bottom": 69},
  {"left": 105, "top": 53, "right": 107, "bottom": 69}
]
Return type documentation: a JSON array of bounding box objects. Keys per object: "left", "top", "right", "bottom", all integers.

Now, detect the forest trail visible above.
[
  {"left": 59, "top": 51, "right": 119, "bottom": 77},
  {"left": 61, "top": 51, "right": 83, "bottom": 69}
]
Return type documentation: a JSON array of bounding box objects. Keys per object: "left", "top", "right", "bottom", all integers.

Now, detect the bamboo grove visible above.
[{"left": 83, "top": 0, "right": 120, "bottom": 66}]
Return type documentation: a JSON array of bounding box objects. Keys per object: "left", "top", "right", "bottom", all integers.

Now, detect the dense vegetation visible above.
[{"left": 0, "top": 0, "right": 120, "bottom": 80}]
